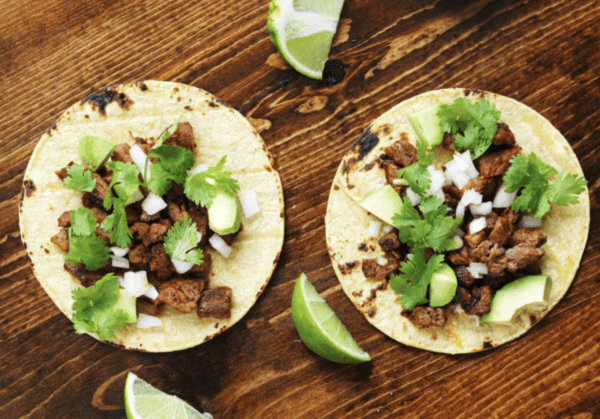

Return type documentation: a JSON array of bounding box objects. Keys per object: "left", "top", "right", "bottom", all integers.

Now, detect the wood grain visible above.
[{"left": 1, "top": 0, "right": 600, "bottom": 417}]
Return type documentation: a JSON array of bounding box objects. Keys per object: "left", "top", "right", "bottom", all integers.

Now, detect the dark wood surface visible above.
[{"left": 1, "top": 0, "right": 600, "bottom": 417}]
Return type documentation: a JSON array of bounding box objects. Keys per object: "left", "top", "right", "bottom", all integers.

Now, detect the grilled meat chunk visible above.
[
  {"left": 158, "top": 278, "right": 206, "bottom": 313},
  {"left": 197, "top": 286, "right": 232, "bottom": 319}
]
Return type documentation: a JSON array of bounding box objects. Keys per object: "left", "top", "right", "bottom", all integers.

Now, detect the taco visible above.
[
  {"left": 325, "top": 89, "right": 589, "bottom": 354},
  {"left": 19, "top": 80, "right": 284, "bottom": 352}
]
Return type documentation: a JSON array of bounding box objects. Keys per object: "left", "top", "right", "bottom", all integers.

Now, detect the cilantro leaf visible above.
[
  {"left": 65, "top": 230, "right": 110, "bottom": 270},
  {"left": 70, "top": 208, "right": 97, "bottom": 236},
  {"left": 71, "top": 273, "right": 129, "bottom": 340},
  {"left": 104, "top": 161, "right": 142, "bottom": 209},
  {"left": 163, "top": 216, "right": 203, "bottom": 265},
  {"left": 437, "top": 97, "right": 501, "bottom": 158},
  {"left": 502, "top": 152, "right": 587, "bottom": 218},
  {"left": 184, "top": 156, "right": 240, "bottom": 208},
  {"left": 102, "top": 204, "right": 132, "bottom": 248},
  {"left": 147, "top": 144, "right": 195, "bottom": 196},
  {"left": 389, "top": 248, "right": 445, "bottom": 310},
  {"left": 396, "top": 140, "right": 434, "bottom": 197},
  {"left": 63, "top": 164, "right": 96, "bottom": 192}
]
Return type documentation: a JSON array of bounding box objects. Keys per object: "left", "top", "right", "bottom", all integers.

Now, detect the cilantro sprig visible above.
[
  {"left": 65, "top": 208, "right": 110, "bottom": 270},
  {"left": 63, "top": 164, "right": 96, "bottom": 192},
  {"left": 396, "top": 139, "right": 434, "bottom": 197},
  {"left": 164, "top": 217, "right": 203, "bottom": 265},
  {"left": 390, "top": 248, "right": 445, "bottom": 310},
  {"left": 392, "top": 196, "right": 463, "bottom": 252},
  {"left": 71, "top": 273, "right": 129, "bottom": 340},
  {"left": 147, "top": 145, "right": 195, "bottom": 196},
  {"left": 184, "top": 156, "right": 240, "bottom": 208},
  {"left": 437, "top": 97, "right": 501, "bottom": 159},
  {"left": 503, "top": 152, "right": 587, "bottom": 218}
]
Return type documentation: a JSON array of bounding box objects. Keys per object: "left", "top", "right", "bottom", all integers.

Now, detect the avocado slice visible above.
[
  {"left": 78, "top": 135, "right": 115, "bottom": 171},
  {"left": 408, "top": 103, "right": 444, "bottom": 149},
  {"left": 482, "top": 275, "right": 552, "bottom": 324},
  {"left": 359, "top": 185, "right": 403, "bottom": 226},
  {"left": 208, "top": 191, "right": 241, "bottom": 235},
  {"left": 429, "top": 263, "right": 458, "bottom": 307}
]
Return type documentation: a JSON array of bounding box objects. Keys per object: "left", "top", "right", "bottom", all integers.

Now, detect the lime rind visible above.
[
  {"left": 292, "top": 273, "right": 371, "bottom": 363},
  {"left": 267, "top": 0, "right": 344, "bottom": 79}
]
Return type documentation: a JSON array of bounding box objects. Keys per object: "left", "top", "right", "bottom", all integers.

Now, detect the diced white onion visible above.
[
  {"left": 470, "top": 201, "right": 493, "bottom": 216},
  {"left": 455, "top": 150, "right": 479, "bottom": 179},
  {"left": 130, "top": 144, "right": 152, "bottom": 180},
  {"left": 475, "top": 317, "right": 480, "bottom": 327},
  {"left": 171, "top": 258, "right": 194, "bottom": 274},
  {"left": 406, "top": 187, "right": 420, "bottom": 206},
  {"left": 519, "top": 216, "right": 542, "bottom": 228},
  {"left": 452, "top": 235, "right": 463, "bottom": 250},
  {"left": 188, "top": 164, "right": 208, "bottom": 175},
  {"left": 374, "top": 182, "right": 385, "bottom": 189},
  {"left": 455, "top": 228, "right": 465, "bottom": 237},
  {"left": 110, "top": 247, "right": 129, "bottom": 257},
  {"left": 367, "top": 221, "right": 382, "bottom": 237},
  {"left": 493, "top": 183, "right": 518, "bottom": 208},
  {"left": 454, "top": 152, "right": 469, "bottom": 172},
  {"left": 456, "top": 190, "right": 483, "bottom": 218},
  {"left": 434, "top": 188, "right": 445, "bottom": 202},
  {"left": 209, "top": 234, "right": 232, "bottom": 258},
  {"left": 144, "top": 284, "right": 159, "bottom": 300},
  {"left": 111, "top": 256, "right": 130, "bottom": 269},
  {"left": 137, "top": 314, "right": 162, "bottom": 329},
  {"left": 142, "top": 193, "right": 167, "bottom": 215},
  {"left": 445, "top": 160, "right": 471, "bottom": 189},
  {"left": 382, "top": 225, "right": 394, "bottom": 234},
  {"left": 123, "top": 271, "right": 149, "bottom": 297},
  {"left": 377, "top": 257, "right": 387, "bottom": 266},
  {"left": 455, "top": 304, "right": 464, "bottom": 313},
  {"left": 240, "top": 189, "right": 261, "bottom": 219},
  {"left": 426, "top": 165, "right": 446, "bottom": 195},
  {"left": 467, "top": 262, "right": 488, "bottom": 279},
  {"left": 118, "top": 276, "right": 125, "bottom": 287},
  {"left": 469, "top": 217, "right": 487, "bottom": 234},
  {"left": 196, "top": 231, "right": 203, "bottom": 244}
]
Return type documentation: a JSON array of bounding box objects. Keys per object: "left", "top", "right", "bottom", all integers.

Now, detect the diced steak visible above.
[
  {"left": 164, "top": 122, "right": 196, "bottom": 152},
  {"left": 167, "top": 201, "right": 190, "bottom": 223},
  {"left": 189, "top": 252, "right": 212, "bottom": 277},
  {"left": 505, "top": 243, "right": 546, "bottom": 273},
  {"left": 157, "top": 278, "right": 205, "bottom": 313},
  {"left": 478, "top": 146, "right": 521, "bottom": 178},
  {"left": 197, "top": 286, "right": 232, "bottom": 319},
  {"left": 378, "top": 232, "right": 400, "bottom": 252},
  {"left": 55, "top": 162, "right": 75, "bottom": 180},
  {"left": 137, "top": 297, "right": 163, "bottom": 316},
  {"left": 464, "top": 230, "right": 486, "bottom": 249},
  {"left": 462, "top": 176, "right": 497, "bottom": 200},
  {"left": 112, "top": 143, "right": 132, "bottom": 163},
  {"left": 509, "top": 228, "right": 547, "bottom": 248},
  {"left": 51, "top": 230, "right": 69, "bottom": 252},
  {"left": 410, "top": 306, "right": 446, "bottom": 327},
  {"left": 63, "top": 263, "right": 104, "bottom": 287},
  {"left": 464, "top": 286, "right": 492, "bottom": 316},
  {"left": 362, "top": 251, "right": 402, "bottom": 280},
  {"left": 91, "top": 173, "right": 110, "bottom": 201},
  {"left": 58, "top": 211, "right": 72, "bottom": 228},
  {"left": 455, "top": 266, "right": 476, "bottom": 287},
  {"left": 384, "top": 140, "right": 418, "bottom": 168},
  {"left": 448, "top": 246, "right": 471, "bottom": 265},
  {"left": 150, "top": 244, "right": 173, "bottom": 281},
  {"left": 489, "top": 214, "right": 515, "bottom": 246},
  {"left": 492, "top": 123, "right": 516, "bottom": 146},
  {"left": 129, "top": 243, "right": 151, "bottom": 264}
]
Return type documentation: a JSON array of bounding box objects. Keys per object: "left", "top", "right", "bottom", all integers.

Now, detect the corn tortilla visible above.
[
  {"left": 20, "top": 80, "right": 285, "bottom": 352},
  {"left": 325, "top": 89, "right": 589, "bottom": 354}
]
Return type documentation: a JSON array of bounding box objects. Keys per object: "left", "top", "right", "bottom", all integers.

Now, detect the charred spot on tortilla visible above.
[
  {"left": 82, "top": 86, "right": 133, "bottom": 116},
  {"left": 463, "top": 89, "right": 484, "bottom": 98},
  {"left": 214, "top": 323, "right": 219, "bottom": 329},
  {"left": 351, "top": 126, "right": 379, "bottom": 160},
  {"left": 46, "top": 123, "right": 57, "bottom": 135},
  {"left": 184, "top": 106, "right": 193, "bottom": 111},
  {"left": 368, "top": 308, "right": 376, "bottom": 318},
  {"left": 358, "top": 242, "right": 367, "bottom": 251},
  {"left": 529, "top": 314, "right": 538, "bottom": 326},
  {"left": 216, "top": 98, "right": 232, "bottom": 108},
  {"left": 209, "top": 101, "right": 218, "bottom": 108},
  {"left": 483, "top": 341, "right": 493, "bottom": 349},
  {"left": 23, "top": 179, "right": 36, "bottom": 197},
  {"left": 352, "top": 290, "right": 363, "bottom": 298},
  {"left": 334, "top": 184, "right": 340, "bottom": 190},
  {"left": 139, "top": 82, "right": 148, "bottom": 91},
  {"left": 44, "top": 248, "right": 50, "bottom": 254},
  {"left": 362, "top": 161, "right": 377, "bottom": 171}
]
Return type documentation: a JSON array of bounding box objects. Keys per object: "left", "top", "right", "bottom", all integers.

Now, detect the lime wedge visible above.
[
  {"left": 124, "top": 372, "right": 212, "bottom": 419},
  {"left": 291, "top": 273, "right": 371, "bottom": 363},
  {"left": 267, "top": 0, "right": 345, "bottom": 79}
]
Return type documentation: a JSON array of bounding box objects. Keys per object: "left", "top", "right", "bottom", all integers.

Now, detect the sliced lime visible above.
[
  {"left": 124, "top": 372, "right": 212, "bottom": 419},
  {"left": 267, "top": 0, "right": 345, "bottom": 79},
  {"left": 291, "top": 273, "right": 371, "bottom": 363}
]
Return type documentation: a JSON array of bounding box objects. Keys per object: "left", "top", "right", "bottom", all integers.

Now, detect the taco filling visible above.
[
  {"left": 50, "top": 121, "right": 247, "bottom": 337},
  {"left": 358, "top": 98, "right": 586, "bottom": 327}
]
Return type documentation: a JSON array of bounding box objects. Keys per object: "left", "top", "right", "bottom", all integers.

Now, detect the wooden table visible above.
[{"left": 1, "top": 0, "right": 599, "bottom": 417}]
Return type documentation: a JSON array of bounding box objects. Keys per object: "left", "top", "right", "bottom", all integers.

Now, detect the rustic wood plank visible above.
[{"left": 1, "top": 0, "right": 599, "bottom": 418}]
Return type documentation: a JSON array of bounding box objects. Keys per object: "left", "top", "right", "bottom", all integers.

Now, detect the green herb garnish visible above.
[
  {"left": 64, "top": 208, "right": 110, "bottom": 270},
  {"left": 503, "top": 152, "right": 587, "bottom": 218},
  {"left": 184, "top": 156, "right": 240, "bottom": 208},
  {"left": 71, "top": 273, "right": 129, "bottom": 340},
  {"left": 437, "top": 97, "right": 501, "bottom": 159},
  {"left": 396, "top": 139, "right": 434, "bottom": 197},
  {"left": 163, "top": 216, "right": 203, "bottom": 265},
  {"left": 147, "top": 144, "right": 195, "bottom": 196},
  {"left": 63, "top": 164, "right": 96, "bottom": 192}
]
